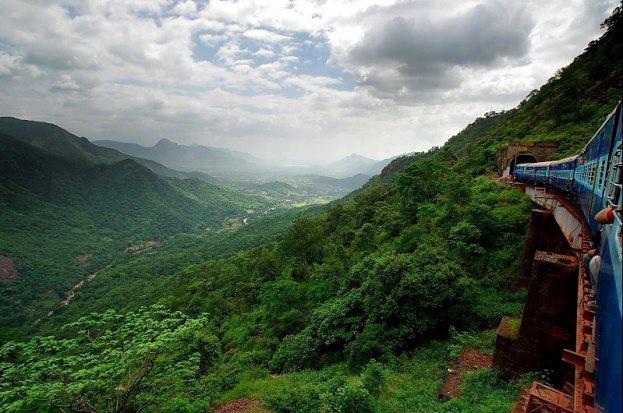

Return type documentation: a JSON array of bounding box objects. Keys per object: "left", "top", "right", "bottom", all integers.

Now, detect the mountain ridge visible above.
[
  {"left": 0, "top": 117, "right": 219, "bottom": 184},
  {"left": 95, "top": 137, "right": 398, "bottom": 179},
  {"left": 94, "top": 138, "right": 265, "bottom": 176}
]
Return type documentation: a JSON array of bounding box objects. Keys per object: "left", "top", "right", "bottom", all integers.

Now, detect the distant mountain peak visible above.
[
  {"left": 343, "top": 153, "right": 375, "bottom": 161},
  {"left": 154, "top": 138, "right": 178, "bottom": 147}
]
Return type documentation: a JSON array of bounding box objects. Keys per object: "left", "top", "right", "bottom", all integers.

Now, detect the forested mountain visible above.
[
  {"left": 0, "top": 131, "right": 266, "bottom": 334},
  {"left": 0, "top": 117, "right": 219, "bottom": 183},
  {"left": 1, "top": 7, "right": 621, "bottom": 413}
]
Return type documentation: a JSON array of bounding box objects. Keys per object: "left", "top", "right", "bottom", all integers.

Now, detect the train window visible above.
[
  {"left": 599, "top": 159, "right": 606, "bottom": 188},
  {"left": 589, "top": 163, "right": 596, "bottom": 186},
  {"left": 607, "top": 145, "right": 622, "bottom": 219}
]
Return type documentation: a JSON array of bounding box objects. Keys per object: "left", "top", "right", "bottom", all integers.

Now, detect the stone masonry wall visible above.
[
  {"left": 494, "top": 227, "right": 578, "bottom": 386},
  {"left": 498, "top": 141, "right": 560, "bottom": 176}
]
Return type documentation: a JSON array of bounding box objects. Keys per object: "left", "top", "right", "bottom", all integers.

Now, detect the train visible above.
[{"left": 514, "top": 102, "right": 622, "bottom": 413}]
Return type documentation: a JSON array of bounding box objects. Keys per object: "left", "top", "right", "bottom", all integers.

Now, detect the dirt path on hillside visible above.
[
  {"left": 440, "top": 348, "right": 493, "bottom": 399},
  {"left": 34, "top": 265, "right": 110, "bottom": 325}
]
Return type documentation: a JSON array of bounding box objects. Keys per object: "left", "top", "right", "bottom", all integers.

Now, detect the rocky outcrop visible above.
[{"left": 0, "top": 255, "right": 18, "bottom": 280}]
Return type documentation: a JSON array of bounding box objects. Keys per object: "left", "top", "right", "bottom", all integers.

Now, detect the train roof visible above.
[
  {"left": 549, "top": 155, "right": 578, "bottom": 166},
  {"left": 516, "top": 154, "right": 578, "bottom": 168},
  {"left": 516, "top": 160, "right": 550, "bottom": 168},
  {"left": 578, "top": 103, "right": 620, "bottom": 155}
]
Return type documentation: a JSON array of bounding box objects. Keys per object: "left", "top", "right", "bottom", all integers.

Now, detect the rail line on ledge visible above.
[{"left": 513, "top": 182, "right": 596, "bottom": 413}]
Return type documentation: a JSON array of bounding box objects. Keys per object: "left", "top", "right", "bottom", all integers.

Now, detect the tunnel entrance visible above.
[
  {"left": 510, "top": 154, "right": 537, "bottom": 174},
  {"left": 498, "top": 141, "right": 559, "bottom": 177}
]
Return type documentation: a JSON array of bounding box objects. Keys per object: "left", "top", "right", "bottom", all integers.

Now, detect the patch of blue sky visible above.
[
  {"left": 278, "top": 32, "right": 355, "bottom": 91},
  {"left": 63, "top": 4, "right": 80, "bottom": 19},
  {"left": 192, "top": 32, "right": 223, "bottom": 63},
  {"left": 191, "top": 26, "right": 355, "bottom": 96},
  {"left": 278, "top": 85, "right": 306, "bottom": 99},
  {"left": 0, "top": 39, "right": 14, "bottom": 54}
]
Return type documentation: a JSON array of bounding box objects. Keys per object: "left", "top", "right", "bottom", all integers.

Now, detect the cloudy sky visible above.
[{"left": 0, "top": 0, "right": 617, "bottom": 163}]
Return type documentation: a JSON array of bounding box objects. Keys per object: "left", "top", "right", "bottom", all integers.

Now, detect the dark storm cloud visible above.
[{"left": 346, "top": 0, "right": 535, "bottom": 100}]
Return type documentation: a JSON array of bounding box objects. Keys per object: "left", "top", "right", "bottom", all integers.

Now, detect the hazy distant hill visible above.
[
  {"left": 275, "top": 154, "right": 394, "bottom": 179},
  {"left": 0, "top": 118, "right": 219, "bottom": 183},
  {"left": 95, "top": 138, "right": 398, "bottom": 180},
  {"left": 94, "top": 138, "right": 265, "bottom": 177},
  {"left": 319, "top": 153, "right": 391, "bottom": 178},
  {"left": 296, "top": 173, "right": 371, "bottom": 192}
]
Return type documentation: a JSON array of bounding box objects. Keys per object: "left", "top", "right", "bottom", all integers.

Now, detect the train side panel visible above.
[
  {"left": 548, "top": 156, "right": 577, "bottom": 193},
  {"left": 574, "top": 110, "right": 617, "bottom": 232},
  {"left": 595, "top": 104, "right": 622, "bottom": 413},
  {"left": 514, "top": 165, "right": 527, "bottom": 181},
  {"left": 526, "top": 161, "right": 551, "bottom": 185}
]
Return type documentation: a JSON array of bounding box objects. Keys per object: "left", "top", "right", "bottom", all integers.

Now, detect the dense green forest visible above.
[
  {"left": 1, "top": 7, "right": 621, "bottom": 413},
  {"left": 0, "top": 131, "right": 268, "bottom": 334}
]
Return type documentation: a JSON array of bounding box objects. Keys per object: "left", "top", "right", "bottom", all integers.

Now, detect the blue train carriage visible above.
[
  {"left": 520, "top": 160, "right": 551, "bottom": 185},
  {"left": 514, "top": 162, "right": 529, "bottom": 181},
  {"left": 514, "top": 161, "right": 540, "bottom": 183},
  {"left": 517, "top": 163, "right": 529, "bottom": 181},
  {"left": 574, "top": 105, "right": 620, "bottom": 232},
  {"left": 534, "top": 162, "right": 550, "bottom": 185},
  {"left": 547, "top": 156, "right": 577, "bottom": 193},
  {"left": 594, "top": 102, "right": 622, "bottom": 413}
]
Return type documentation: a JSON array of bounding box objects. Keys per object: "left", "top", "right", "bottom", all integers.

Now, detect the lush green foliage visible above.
[
  {"left": 162, "top": 160, "right": 530, "bottom": 374},
  {"left": 1, "top": 306, "right": 528, "bottom": 412},
  {"left": 32, "top": 205, "right": 320, "bottom": 336},
  {"left": 0, "top": 306, "right": 218, "bottom": 412},
  {"left": 1, "top": 144, "right": 532, "bottom": 411}
]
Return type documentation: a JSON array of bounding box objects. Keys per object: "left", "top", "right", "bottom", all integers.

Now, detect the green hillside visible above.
[
  {"left": 0, "top": 132, "right": 266, "bottom": 333},
  {"left": 0, "top": 7, "right": 621, "bottom": 413}
]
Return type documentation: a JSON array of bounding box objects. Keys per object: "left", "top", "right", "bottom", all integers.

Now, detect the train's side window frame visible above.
[
  {"left": 589, "top": 162, "right": 596, "bottom": 187},
  {"left": 607, "top": 143, "right": 622, "bottom": 222},
  {"left": 598, "top": 158, "right": 607, "bottom": 192}
]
